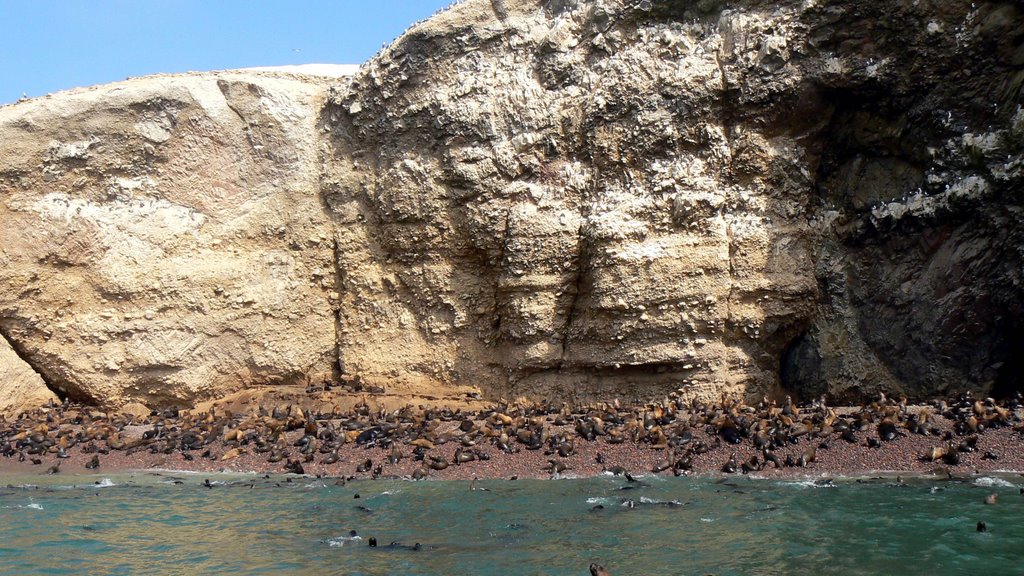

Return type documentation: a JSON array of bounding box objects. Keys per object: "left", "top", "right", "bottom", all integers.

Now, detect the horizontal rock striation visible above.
[{"left": 0, "top": 0, "right": 1021, "bottom": 413}]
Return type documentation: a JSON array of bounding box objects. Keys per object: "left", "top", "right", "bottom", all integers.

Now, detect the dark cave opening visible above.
[
  {"left": 991, "top": 319, "right": 1024, "bottom": 398},
  {"left": 778, "top": 331, "right": 824, "bottom": 402}
]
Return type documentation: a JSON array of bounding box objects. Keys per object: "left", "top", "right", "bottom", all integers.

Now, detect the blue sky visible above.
[{"left": 1, "top": 1, "right": 455, "bottom": 105}]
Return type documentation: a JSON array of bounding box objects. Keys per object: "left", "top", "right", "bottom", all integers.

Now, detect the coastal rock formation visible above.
[
  {"left": 0, "top": 71, "right": 339, "bottom": 408},
  {"left": 1, "top": 0, "right": 1022, "bottom": 412},
  {"left": 0, "top": 336, "right": 58, "bottom": 417},
  {"left": 324, "top": 0, "right": 1023, "bottom": 403}
]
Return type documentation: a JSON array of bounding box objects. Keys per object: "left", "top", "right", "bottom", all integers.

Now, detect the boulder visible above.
[{"left": 0, "top": 70, "right": 339, "bottom": 407}]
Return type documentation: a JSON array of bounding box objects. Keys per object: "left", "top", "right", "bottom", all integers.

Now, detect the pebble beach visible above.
[{"left": 3, "top": 393, "right": 1023, "bottom": 482}]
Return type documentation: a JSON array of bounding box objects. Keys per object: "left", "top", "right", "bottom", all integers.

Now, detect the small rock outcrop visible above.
[
  {"left": 0, "top": 335, "right": 58, "bottom": 416},
  {"left": 1, "top": 0, "right": 1021, "bottom": 413}
]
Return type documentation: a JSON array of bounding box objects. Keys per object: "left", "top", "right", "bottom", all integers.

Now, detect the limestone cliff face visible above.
[
  {"left": 1, "top": 0, "right": 1021, "bottom": 413},
  {"left": 323, "top": 0, "right": 1023, "bottom": 403},
  {"left": 0, "top": 70, "right": 339, "bottom": 411}
]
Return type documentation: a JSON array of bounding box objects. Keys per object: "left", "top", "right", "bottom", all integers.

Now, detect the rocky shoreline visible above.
[{"left": 2, "top": 394, "right": 1023, "bottom": 482}]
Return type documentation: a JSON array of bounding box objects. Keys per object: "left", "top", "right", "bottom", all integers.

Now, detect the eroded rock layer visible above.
[{"left": 1, "top": 0, "right": 1021, "bottom": 413}]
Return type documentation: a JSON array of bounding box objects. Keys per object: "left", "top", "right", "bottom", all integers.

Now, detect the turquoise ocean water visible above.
[{"left": 1, "top": 472, "right": 1021, "bottom": 575}]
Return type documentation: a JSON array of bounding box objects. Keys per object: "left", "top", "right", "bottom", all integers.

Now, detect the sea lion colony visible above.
[{"left": 1, "top": 392, "right": 1023, "bottom": 479}]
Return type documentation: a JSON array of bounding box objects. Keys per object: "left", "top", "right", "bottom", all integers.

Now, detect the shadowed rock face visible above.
[
  {"left": 323, "top": 0, "right": 1023, "bottom": 403},
  {"left": 1, "top": 0, "right": 1022, "bottom": 413}
]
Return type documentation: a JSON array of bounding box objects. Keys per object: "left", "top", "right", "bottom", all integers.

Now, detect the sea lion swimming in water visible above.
[
  {"left": 617, "top": 473, "right": 650, "bottom": 490},
  {"left": 386, "top": 541, "right": 422, "bottom": 551},
  {"left": 589, "top": 563, "right": 611, "bottom": 576},
  {"left": 324, "top": 530, "right": 361, "bottom": 547},
  {"left": 367, "top": 538, "right": 422, "bottom": 551}
]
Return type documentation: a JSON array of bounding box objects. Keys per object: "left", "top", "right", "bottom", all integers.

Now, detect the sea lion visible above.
[
  {"left": 454, "top": 447, "right": 474, "bottom": 465},
  {"left": 544, "top": 459, "right": 568, "bottom": 475},
  {"left": 556, "top": 441, "right": 574, "bottom": 458},
  {"left": 877, "top": 420, "right": 899, "bottom": 442},
  {"left": 388, "top": 444, "right": 404, "bottom": 465},
  {"left": 924, "top": 446, "right": 948, "bottom": 462},
  {"left": 618, "top": 473, "right": 650, "bottom": 490},
  {"left": 427, "top": 456, "right": 449, "bottom": 471},
  {"left": 977, "top": 521, "right": 987, "bottom": 532},
  {"left": 385, "top": 541, "right": 421, "bottom": 551},
  {"left": 798, "top": 446, "right": 816, "bottom": 467},
  {"left": 85, "top": 455, "right": 100, "bottom": 469},
  {"left": 741, "top": 455, "right": 760, "bottom": 474},
  {"left": 651, "top": 455, "right": 672, "bottom": 474},
  {"left": 722, "top": 454, "right": 738, "bottom": 474},
  {"left": 984, "top": 493, "right": 997, "bottom": 505},
  {"left": 590, "top": 563, "right": 611, "bottom": 576},
  {"left": 943, "top": 449, "right": 961, "bottom": 466},
  {"left": 673, "top": 453, "right": 693, "bottom": 475}
]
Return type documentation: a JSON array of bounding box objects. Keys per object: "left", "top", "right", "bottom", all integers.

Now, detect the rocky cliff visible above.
[
  {"left": 0, "top": 70, "right": 339, "bottom": 411},
  {"left": 1, "top": 0, "right": 1021, "bottom": 414}
]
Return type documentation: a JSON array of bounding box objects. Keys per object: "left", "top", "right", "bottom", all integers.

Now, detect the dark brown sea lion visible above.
[{"left": 722, "top": 454, "right": 738, "bottom": 474}]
